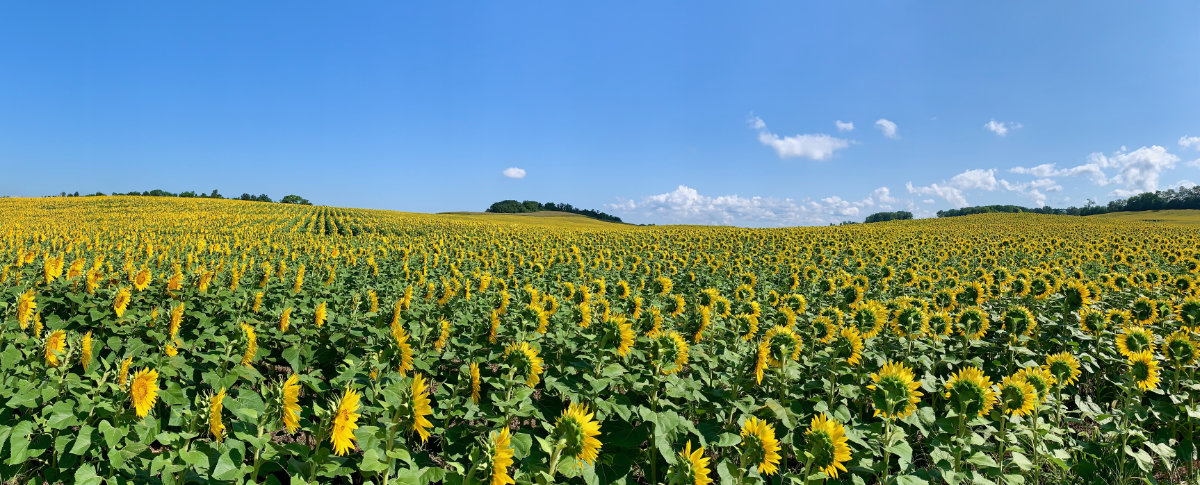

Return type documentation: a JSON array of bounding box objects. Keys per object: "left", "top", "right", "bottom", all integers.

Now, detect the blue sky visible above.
[{"left": 2, "top": 2, "right": 1198, "bottom": 226}]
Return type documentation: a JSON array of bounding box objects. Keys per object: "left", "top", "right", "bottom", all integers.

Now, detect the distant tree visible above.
[
  {"left": 256, "top": 194, "right": 273, "bottom": 203},
  {"left": 209, "top": 189, "right": 223, "bottom": 199},
  {"left": 486, "top": 200, "right": 526, "bottom": 213},
  {"left": 522, "top": 200, "right": 542, "bottom": 212},
  {"left": 864, "top": 211, "right": 913, "bottom": 223},
  {"left": 280, "top": 194, "right": 311, "bottom": 205}
]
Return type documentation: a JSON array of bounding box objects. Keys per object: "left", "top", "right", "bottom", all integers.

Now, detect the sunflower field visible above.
[{"left": 2, "top": 196, "right": 1199, "bottom": 484}]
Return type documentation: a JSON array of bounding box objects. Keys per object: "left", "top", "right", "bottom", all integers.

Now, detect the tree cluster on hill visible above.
[
  {"left": 485, "top": 200, "right": 623, "bottom": 223},
  {"left": 935, "top": 185, "right": 1200, "bottom": 218},
  {"left": 863, "top": 211, "right": 914, "bottom": 223},
  {"left": 54, "top": 189, "right": 312, "bottom": 205}
]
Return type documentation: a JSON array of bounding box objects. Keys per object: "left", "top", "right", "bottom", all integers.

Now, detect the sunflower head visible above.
[
  {"left": 956, "top": 307, "right": 990, "bottom": 340},
  {"left": 739, "top": 417, "right": 781, "bottom": 476},
  {"left": 944, "top": 366, "right": 996, "bottom": 418},
  {"left": 763, "top": 325, "right": 803, "bottom": 368},
  {"left": 805, "top": 413, "right": 852, "bottom": 479},
  {"left": 44, "top": 329, "right": 67, "bottom": 367},
  {"left": 1116, "top": 326, "right": 1155, "bottom": 358},
  {"left": 330, "top": 386, "right": 361, "bottom": 456},
  {"left": 129, "top": 367, "right": 160, "bottom": 418},
  {"left": 552, "top": 403, "right": 602, "bottom": 466},
  {"left": 1013, "top": 366, "right": 1055, "bottom": 402},
  {"left": 486, "top": 428, "right": 516, "bottom": 485},
  {"left": 1043, "top": 352, "right": 1082, "bottom": 386},
  {"left": 1176, "top": 298, "right": 1200, "bottom": 328},
  {"left": 1127, "top": 351, "right": 1160, "bottom": 392},
  {"left": 504, "top": 341, "right": 545, "bottom": 387},
  {"left": 867, "top": 361, "right": 923, "bottom": 420},
  {"left": 1164, "top": 331, "right": 1197, "bottom": 366},
  {"left": 1002, "top": 306, "right": 1037, "bottom": 340},
  {"left": 1061, "top": 280, "right": 1091, "bottom": 310},
  {"left": 1131, "top": 297, "right": 1158, "bottom": 325},
  {"left": 831, "top": 326, "right": 864, "bottom": 366},
  {"left": 996, "top": 375, "right": 1037, "bottom": 417},
  {"left": 670, "top": 441, "right": 712, "bottom": 485}
]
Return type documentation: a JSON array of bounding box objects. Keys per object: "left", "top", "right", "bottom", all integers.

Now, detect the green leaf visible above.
[
  {"left": 966, "top": 451, "right": 998, "bottom": 469},
  {"left": 68, "top": 425, "right": 95, "bottom": 456},
  {"left": 74, "top": 464, "right": 103, "bottom": 485}
]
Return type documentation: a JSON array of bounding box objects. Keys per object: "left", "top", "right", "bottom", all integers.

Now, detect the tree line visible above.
[
  {"left": 53, "top": 189, "right": 312, "bottom": 205},
  {"left": 935, "top": 185, "right": 1200, "bottom": 218},
  {"left": 485, "top": 200, "right": 623, "bottom": 223}
]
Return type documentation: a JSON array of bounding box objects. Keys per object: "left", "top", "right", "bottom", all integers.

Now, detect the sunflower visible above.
[
  {"left": 805, "top": 413, "right": 852, "bottom": 479},
  {"left": 16, "top": 289, "right": 36, "bottom": 330},
  {"left": 1164, "top": 331, "right": 1197, "bottom": 366},
  {"left": 671, "top": 441, "right": 712, "bottom": 485},
  {"left": 505, "top": 341, "right": 545, "bottom": 387},
  {"left": 867, "top": 361, "right": 923, "bottom": 420},
  {"left": 282, "top": 374, "right": 301, "bottom": 433},
  {"left": 732, "top": 313, "right": 758, "bottom": 341},
  {"left": 392, "top": 325, "right": 414, "bottom": 376},
  {"left": 280, "top": 307, "right": 293, "bottom": 333},
  {"left": 944, "top": 366, "right": 996, "bottom": 418},
  {"left": 434, "top": 318, "right": 451, "bottom": 350},
  {"left": 996, "top": 375, "right": 1037, "bottom": 417},
  {"left": 133, "top": 268, "right": 151, "bottom": 292},
  {"left": 470, "top": 362, "right": 482, "bottom": 405},
  {"left": 314, "top": 301, "right": 327, "bottom": 328},
  {"left": 209, "top": 387, "right": 226, "bottom": 442},
  {"left": 1043, "top": 352, "right": 1082, "bottom": 387},
  {"left": 893, "top": 305, "right": 928, "bottom": 338},
  {"left": 1176, "top": 298, "right": 1200, "bottom": 329},
  {"left": 1116, "top": 326, "right": 1156, "bottom": 358},
  {"left": 44, "top": 329, "right": 66, "bottom": 367},
  {"left": 1079, "top": 308, "right": 1107, "bottom": 335},
  {"left": 330, "top": 386, "right": 361, "bottom": 456},
  {"left": 80, "top": 331, "right": 93, "bottom": 372},
  {"left": 1106, "top": 309, "right": 1134, "bottom": 329},
  {"left": 1127, "top": 351, "right": 1160, "bottom": 392},
  {"left": 130, "top": 368, "right": 160, "bottom": 418},
  {"left": 956, "top": 307, "right": 990, "bottom": 340},
  {"left": 1013, "top": 366, "right": 1055, "bottom": 403},
  {"left": 1061, "top": 280, "right": 1091, "bottom": 310},
  {"left": 759, "top": 325, "right": 801, "bottom": 370},
  {"left": 113, "top": 287, "right": 131, "bottom": 318},
  {"left": 240, "top": 323, "right": 257, "bottom": 367},
  {"left": 410, "top": 373, "right": 434, "bottom": 442},
  {"left": 118, "top": 357, "right": 133, "bottom": 388},
  {"left": 754, "top": 341, "right": 769, "bottom": 385},
  {"left": 739, "top": 417, "right": 781, "bottom": 476},
  {"left": 832, "top": 326, "right": 864, "bottom": 366},
  {"left": 607, "top": 315, "right": 636, "bottom": 357},
  {"left": 1002, "top": 306, "right": 1037, "bottom": 342},
  {"left": 487, "top": 428, "right": 516, "bottom": 485},
  {"left": 1131, "top": 297, "right": 1158, "bottom": 326},
  {"left": 654, "top": 331, "right": 690, "bottom": 375},
  {"left": 552, "top": 402, "right": 603, "bottom": 466}
]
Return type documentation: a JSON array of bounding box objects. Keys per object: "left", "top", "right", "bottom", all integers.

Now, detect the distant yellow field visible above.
[
  {"left": 437, "top": 210, "right": 627, "bottom": 229},
  {"left": 1090, "top": 209, "right": 1200, "bottom": 224}
]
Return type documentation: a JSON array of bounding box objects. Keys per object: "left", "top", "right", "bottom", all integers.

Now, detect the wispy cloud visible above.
[
  {"left": 502, "top": 167, "right": 526, "bottom": 179},
  {"left": 875, "top": 118, "right": 899, "bottom": 139},
  {"left": 835, "top": 120, "right": 855, "bottom": 132},
  {"left": 751, "top": 116, "right": 850, "bottom": 161},
  {"left": 985, "top": 119, "right": 1021, "bottom": 137}
]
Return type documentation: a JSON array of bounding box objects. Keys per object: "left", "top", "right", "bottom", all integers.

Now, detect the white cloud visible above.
[
  {"left": 875, "top": 118, "right": 899, "bottom": 139},
  {"left": 835, "top": 120, "right": 855, "bottom": 132},
  {"left": 502, "top": 167, "right": 526, "bottom": 179},
  {"left": 1180, "top": 135, "right": 1200, "bottom": 150},
  {"left": 985, "top": 119, "right": 1022, "bottom": 137},
  {"left": 1088, "top": 145, "right": 1179, "bottom": 196},
  {"left": 1010, "top": 162, "right": 1108, "bottom": 185},
  {"left": 906, "top": 182, "right": 967, "bottom": 207},
  {"left": 1168, "top": 179, "right": 1196, "bottom": 190},
  {"left": 751, "top": 116, "right": 850, "bottom": 161},
  {"left": 608, "top": 185, "right": 898, "bottom": 227},
  {"left": 949, "top": 168, "right": 998, "bottom": 191}
]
